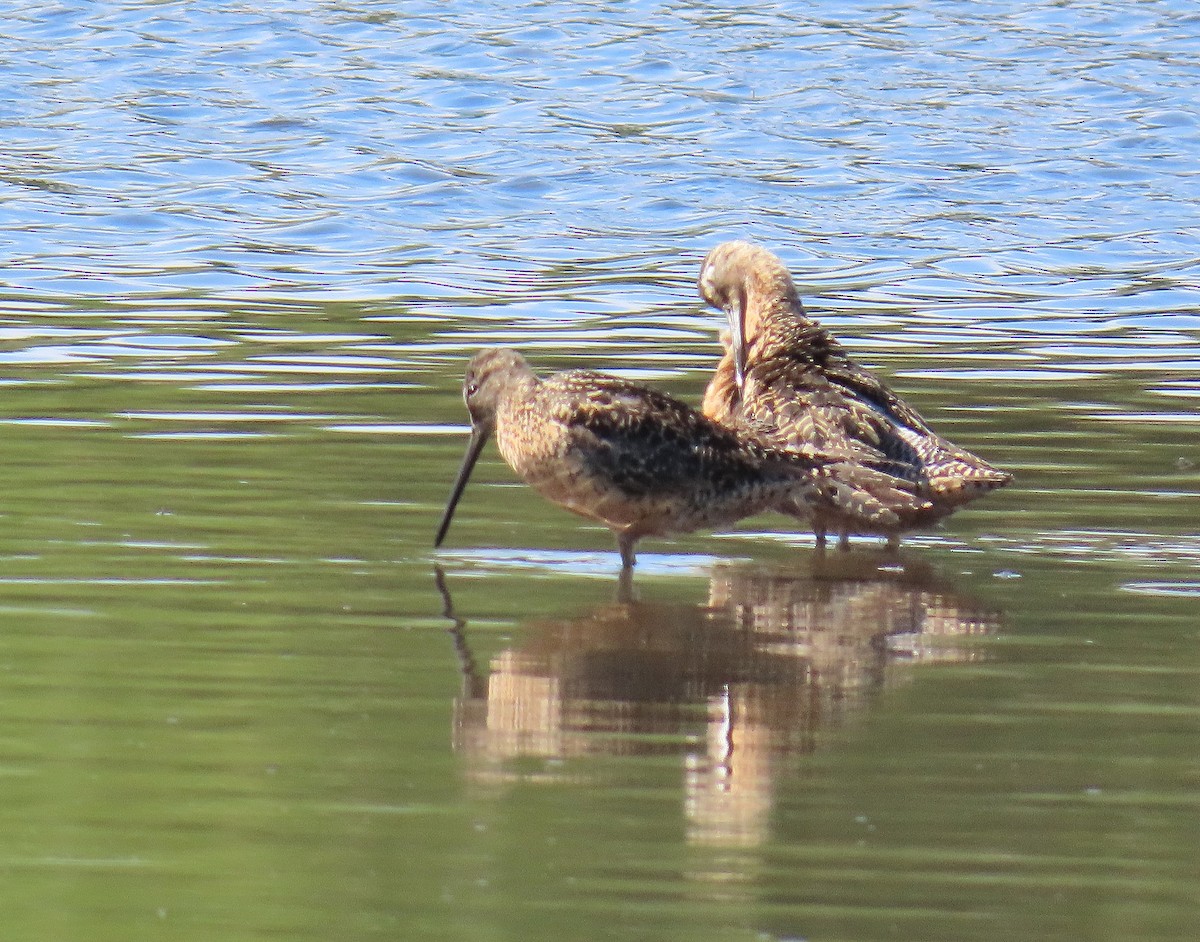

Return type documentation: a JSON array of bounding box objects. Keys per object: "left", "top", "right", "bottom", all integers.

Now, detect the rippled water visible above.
[{"left": 1, "top": 2, "right": 1198, "bottom": 940}]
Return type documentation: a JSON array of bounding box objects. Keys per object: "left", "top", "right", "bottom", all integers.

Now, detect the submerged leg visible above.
[
  {"left": 838, "top": 529, "right": 851, "bottom": 551},
  {"left": 886, "top": 533, "right": 900, "bottom": 551},
  {"left": 615, "top": 566, "right": 635, "bottom": 604}
]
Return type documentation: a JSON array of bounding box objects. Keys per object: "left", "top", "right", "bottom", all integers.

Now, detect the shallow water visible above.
[{"left": 1, "top": 1, "right": 1198, "bottom": 940}]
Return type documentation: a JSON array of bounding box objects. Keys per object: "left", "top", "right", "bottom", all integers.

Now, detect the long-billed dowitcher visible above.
[
  {"left": 699, "top": 240, "right": 1011, "bottom": 547},
  {"left": 434, "top": 348, "right": 927, "bottom": 568}
]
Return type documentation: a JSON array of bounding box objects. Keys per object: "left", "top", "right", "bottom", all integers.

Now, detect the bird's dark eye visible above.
[{"left": 466, "top": 380, "right": 479, "bottom": 397}]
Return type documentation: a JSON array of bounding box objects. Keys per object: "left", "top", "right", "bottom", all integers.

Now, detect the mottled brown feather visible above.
[
  {"left": 699, "top": 241, "right": 1011, "bottom": 543},
  {"left": 439, "top": 348, "right": 929, "bottom": 566}
]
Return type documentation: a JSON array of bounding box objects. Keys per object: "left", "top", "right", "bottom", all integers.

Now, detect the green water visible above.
[
  {"left": 5, "top": 0, "right": 1200, "bottom": 936},
  {"left": 0, "top": 300, "right": 1195, "bottom": 941}
]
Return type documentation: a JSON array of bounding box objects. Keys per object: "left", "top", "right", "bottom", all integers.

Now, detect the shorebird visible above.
[
  {"left": 434, "top": 348, "right": 927, "bottom": 568},
  {"left": 699, "top": 240, "right": 1011, "bottom": 547}
]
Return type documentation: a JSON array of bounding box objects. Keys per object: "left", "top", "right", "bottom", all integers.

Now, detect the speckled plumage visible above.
[
  {"left": 435, "top": 348, "right": 929, "bottom": 568},
  {"left": 699, "top": 241, "right": 1011, "bottom": 546}
]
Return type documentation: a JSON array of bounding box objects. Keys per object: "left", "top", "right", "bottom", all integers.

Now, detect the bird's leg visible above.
[
  {"left": 838, "top": 528, "right": 851, "bottom": 551},
  {"left": 616, "top": 532, "right": 637, "bottom": 570},
  {"left": 885, "top": 533, "right": 900, "bottom": 552}
]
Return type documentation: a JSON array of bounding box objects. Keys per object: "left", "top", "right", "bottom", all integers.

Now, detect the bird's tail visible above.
[{"left": 778, "top": 458, "right": 932, "bottom": 529}]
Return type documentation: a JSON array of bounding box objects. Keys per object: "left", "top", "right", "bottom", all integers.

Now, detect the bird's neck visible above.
[{"left": 751, "top": 295, "right": 842, "bottom": 363}]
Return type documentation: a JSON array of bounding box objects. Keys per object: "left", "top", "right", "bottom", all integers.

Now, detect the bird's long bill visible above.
[
  {"left": 729, "top": 290, "right": 747, "bottom": 389},
  {"left": 434, "top": 425, "right": 489, "bottom": 548}
]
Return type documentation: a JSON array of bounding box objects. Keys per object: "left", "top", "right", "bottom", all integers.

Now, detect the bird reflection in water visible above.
[{"left": 435, "top": 558, "right": 1001, "bottom": 849}]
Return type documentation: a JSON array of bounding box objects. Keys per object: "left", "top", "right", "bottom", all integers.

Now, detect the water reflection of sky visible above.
[{"left": 4, "top": 0, "right": 1199, "bottom": 326}]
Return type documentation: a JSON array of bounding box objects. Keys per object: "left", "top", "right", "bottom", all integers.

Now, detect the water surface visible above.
[{"left": 1, "top": 1, "right": 1198, "bottom": 940}]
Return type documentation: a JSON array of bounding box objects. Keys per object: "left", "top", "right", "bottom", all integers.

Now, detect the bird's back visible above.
[
  {"left": 504, "top": 369, "right": 927, "bottom": 538},
  {"left": 520, "top": 369, "right": 785, "bottom": 495},
  {"left": 706, "top": 318, "right": 1011, "bottom": 509}
]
